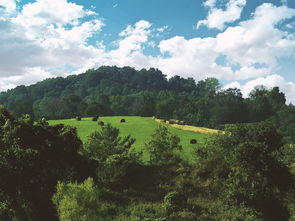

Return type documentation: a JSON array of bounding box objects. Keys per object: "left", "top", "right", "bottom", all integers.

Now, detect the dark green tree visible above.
[
  {"left": 0, "top": 106, "right": 90, "bottom": 221},
  {"left": 199, "top": 121, "right": 294, "bottom": 221},
  {"left": 144, "top": 125, "right": 182, "bottom": 165}
]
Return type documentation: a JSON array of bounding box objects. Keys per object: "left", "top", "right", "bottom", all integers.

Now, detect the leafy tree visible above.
[
  {"left": 135, "top": 91, "right": 156, "bottom": 116},
  {"left": 52, "top": 178, "right": 116, "bottom": 221},
  {"left": 81, "top": 124, "right": 135, "bottom": 162},
  {"left": 196, "top": 77, "right": 220, "bottom": 97},
  {"left": 273, "top": 104, "right": 295, "bottom": 144},
  {"left": 144, "top": 125, "right": 182, "bottom": 165},
  {"left": 209, "top": 88, "right": 248, "bottom": 127},
  {"left": 0, "top": 106, "right": 90, "bottom": 221},
  {"left": 199, "top": 121, "right": 294, "bottom": 221},
  {"left": 81, "top": 124, "right": 139, "bottom": 190}
]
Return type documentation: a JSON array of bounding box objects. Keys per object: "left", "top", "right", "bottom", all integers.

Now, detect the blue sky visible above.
[{"left": 0, "top": 0, "right": 295, "bottom": 102}]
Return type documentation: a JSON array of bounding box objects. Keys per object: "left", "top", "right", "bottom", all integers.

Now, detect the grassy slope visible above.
[{"left": 49, "top": 116, "right": 210, "bottom": 162}]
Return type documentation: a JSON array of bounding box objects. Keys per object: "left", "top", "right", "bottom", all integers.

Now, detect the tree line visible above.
[{"left": 0, "top": 66, "right": 294, "bottom": 143}]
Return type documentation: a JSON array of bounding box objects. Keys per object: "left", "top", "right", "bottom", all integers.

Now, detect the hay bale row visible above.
[{"left": 158, "top": 118, "right": 185, "bottom": 125}]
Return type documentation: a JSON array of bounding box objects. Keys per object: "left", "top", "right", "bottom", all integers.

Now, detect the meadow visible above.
[{"left": 49, "top": 116, "right": 212, "bottom": 162}]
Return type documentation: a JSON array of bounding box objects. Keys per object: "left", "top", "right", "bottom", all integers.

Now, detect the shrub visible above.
[
  {"left": 98, "top": 121, "right": 104, "bottom": 126},
  {"left": 92, "top": 116, "right": 99, "bottom": 121},
  {"left": 120, "top": 119, "right": 126, "bottom": 123}
]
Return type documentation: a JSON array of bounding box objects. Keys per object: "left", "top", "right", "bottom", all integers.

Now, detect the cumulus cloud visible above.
[
  {"left": 223, "top": 75, "right": 295, "bottom": 104},
  {"left": 153, "top": 3, "right": 295, "bottom": 81},
  {"left": 216, "top": 3, "right": 295, "bottom": 76},
  {"left": 0, "top": 0, "right": 295, "bottom": 103},
  {"left": 197, "top": 0, "right": 247, "bottom": 30},
  {"left": 69, "top": 20, "right": 154, "bottom": 74},
  {"left": 0, "top": 0, "right": 104, "bottom": 89},
  {"left": 0, "top": 0, "right": 17, "bottom": 18}
]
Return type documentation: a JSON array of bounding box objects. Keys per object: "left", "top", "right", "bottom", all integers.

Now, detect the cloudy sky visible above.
[{"left": 0, "top": 0, "right": 295, "bottom": 102}]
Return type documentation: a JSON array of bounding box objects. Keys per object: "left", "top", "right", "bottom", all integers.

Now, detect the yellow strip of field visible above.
[{"left": 154, "top": 119, "right": 219, "bottom": 134}]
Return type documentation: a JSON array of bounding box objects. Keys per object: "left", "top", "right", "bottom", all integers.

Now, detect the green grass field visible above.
[{"left": 49, "top": 116, "right": 210, "bottom": 162}]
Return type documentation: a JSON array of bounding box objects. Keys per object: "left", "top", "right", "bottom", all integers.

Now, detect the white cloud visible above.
[
  {"left": 203, "top": 0, "right": 217, "bottom": 8},
  {"left": 0, "top": 0, "right": 104, "bottom": 90},
  {"left": 13, "top": 0, "right": 92, "bottom": 27},
  {"left": 223, "top": 74, "right": 295, "bottom": 104},
  {"left": 156, "top": 25, "right": 168, "bottom": 33},
  {"left": 106, "top": 20, "right": 153, "bottom": 67},
  {"left": 216, "top": 3, "right": 295, "bottom": 74},
  {"left": 154, "top": 36, "right": 221, "bottom": 79},
  {"left": 0, "top": 0, "right": 295, "bottom": 105},
  {"left": 197, "top": 0, "right": 247, "bottom": 30},
  {"left": 0, "top": 0, "right": 17, "bottom": 17}
]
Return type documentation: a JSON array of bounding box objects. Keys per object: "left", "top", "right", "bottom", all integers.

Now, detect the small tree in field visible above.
[
  {"left": 144, "top": 125, "right": 182, "bottom": 165},
  {"left": 80, "top": 124, "right": 139, "bottom": 190}
]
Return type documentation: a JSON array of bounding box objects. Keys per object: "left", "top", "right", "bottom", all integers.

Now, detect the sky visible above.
[{"left": 0, "top": 0, "right": 295, "bottom": 103}]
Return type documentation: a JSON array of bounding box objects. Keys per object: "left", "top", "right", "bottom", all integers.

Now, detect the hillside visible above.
[
  {"left": 0, "top": 65, "right": 294, "bottom": 143},
  {"left": 49, "top": 116, "right": 210, "bottom": 162}
]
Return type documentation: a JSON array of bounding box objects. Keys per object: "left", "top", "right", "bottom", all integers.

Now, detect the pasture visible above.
[{"left": 49, "top": 116, "right": 212, "bottom": 162}]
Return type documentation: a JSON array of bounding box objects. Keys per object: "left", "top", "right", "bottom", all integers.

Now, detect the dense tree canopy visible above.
[{"left": 0, "top": 106, "right": 91, "bottom": 221}]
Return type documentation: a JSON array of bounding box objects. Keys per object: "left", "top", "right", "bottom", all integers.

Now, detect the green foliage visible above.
[
  {"left": 53, "top": 178, "right": 116, "bottom": 221},
  {"left": 199, "top": 121, "right": 294, "bottom": 221},
  {"left": 81, "top": 123, "right": 136, "bottom": 162},
  {"left": 163, "top": 191, "right": 187, "bottom": 213},
  {"left": 0, "top": 106, "right": 90, "bottom": 221},
  {"left": 81, "top": 123, "right": 142, "bottom": 190},
  {"left": 144, "top": 125, "right": 182, "bottom": 165},
  {"left": 116, "top": 202, "right": 167, "bottom": 221},
  {"left": 273, "top": 104, "right": 295, "bottom": 144}
]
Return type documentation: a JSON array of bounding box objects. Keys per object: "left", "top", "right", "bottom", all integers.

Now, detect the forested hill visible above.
[{"left": 0, "top": 66, "right": 294, "bottom": 142}]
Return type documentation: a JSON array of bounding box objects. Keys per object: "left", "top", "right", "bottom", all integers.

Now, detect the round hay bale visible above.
[
  {"left": 165, "top": 120, "right": 170, "bottom": 124},
  {"left": 179, "top": 121, "right": 185, "bottom": 125},
  {"left": 98, "top": 120, "right": 104, "bottom": 126},
  {"left": 190, "top": 139, "right": 197, "bottom": 144},
  {"left": 152, "top": 116, "right": 156, "bottom": 119},
  {"left": 120, "top": 118, "right": 126, "bottom": 123},
  {"left": 76, "top": 116, "right": 81, "bottom": 121}
]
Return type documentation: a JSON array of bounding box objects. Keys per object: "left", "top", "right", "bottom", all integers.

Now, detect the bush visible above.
[
  {"left": 98, "top": 121, "right": 104, "bottom": 126},
  {"left": 52, "top": 178, "right": 116, "bottom": 221},
  {"left": 120, "top": 119, "right": 126, "bottom": 123},
  {"left": 92, "top": 116, "right": 99, "bottom": 121}
]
